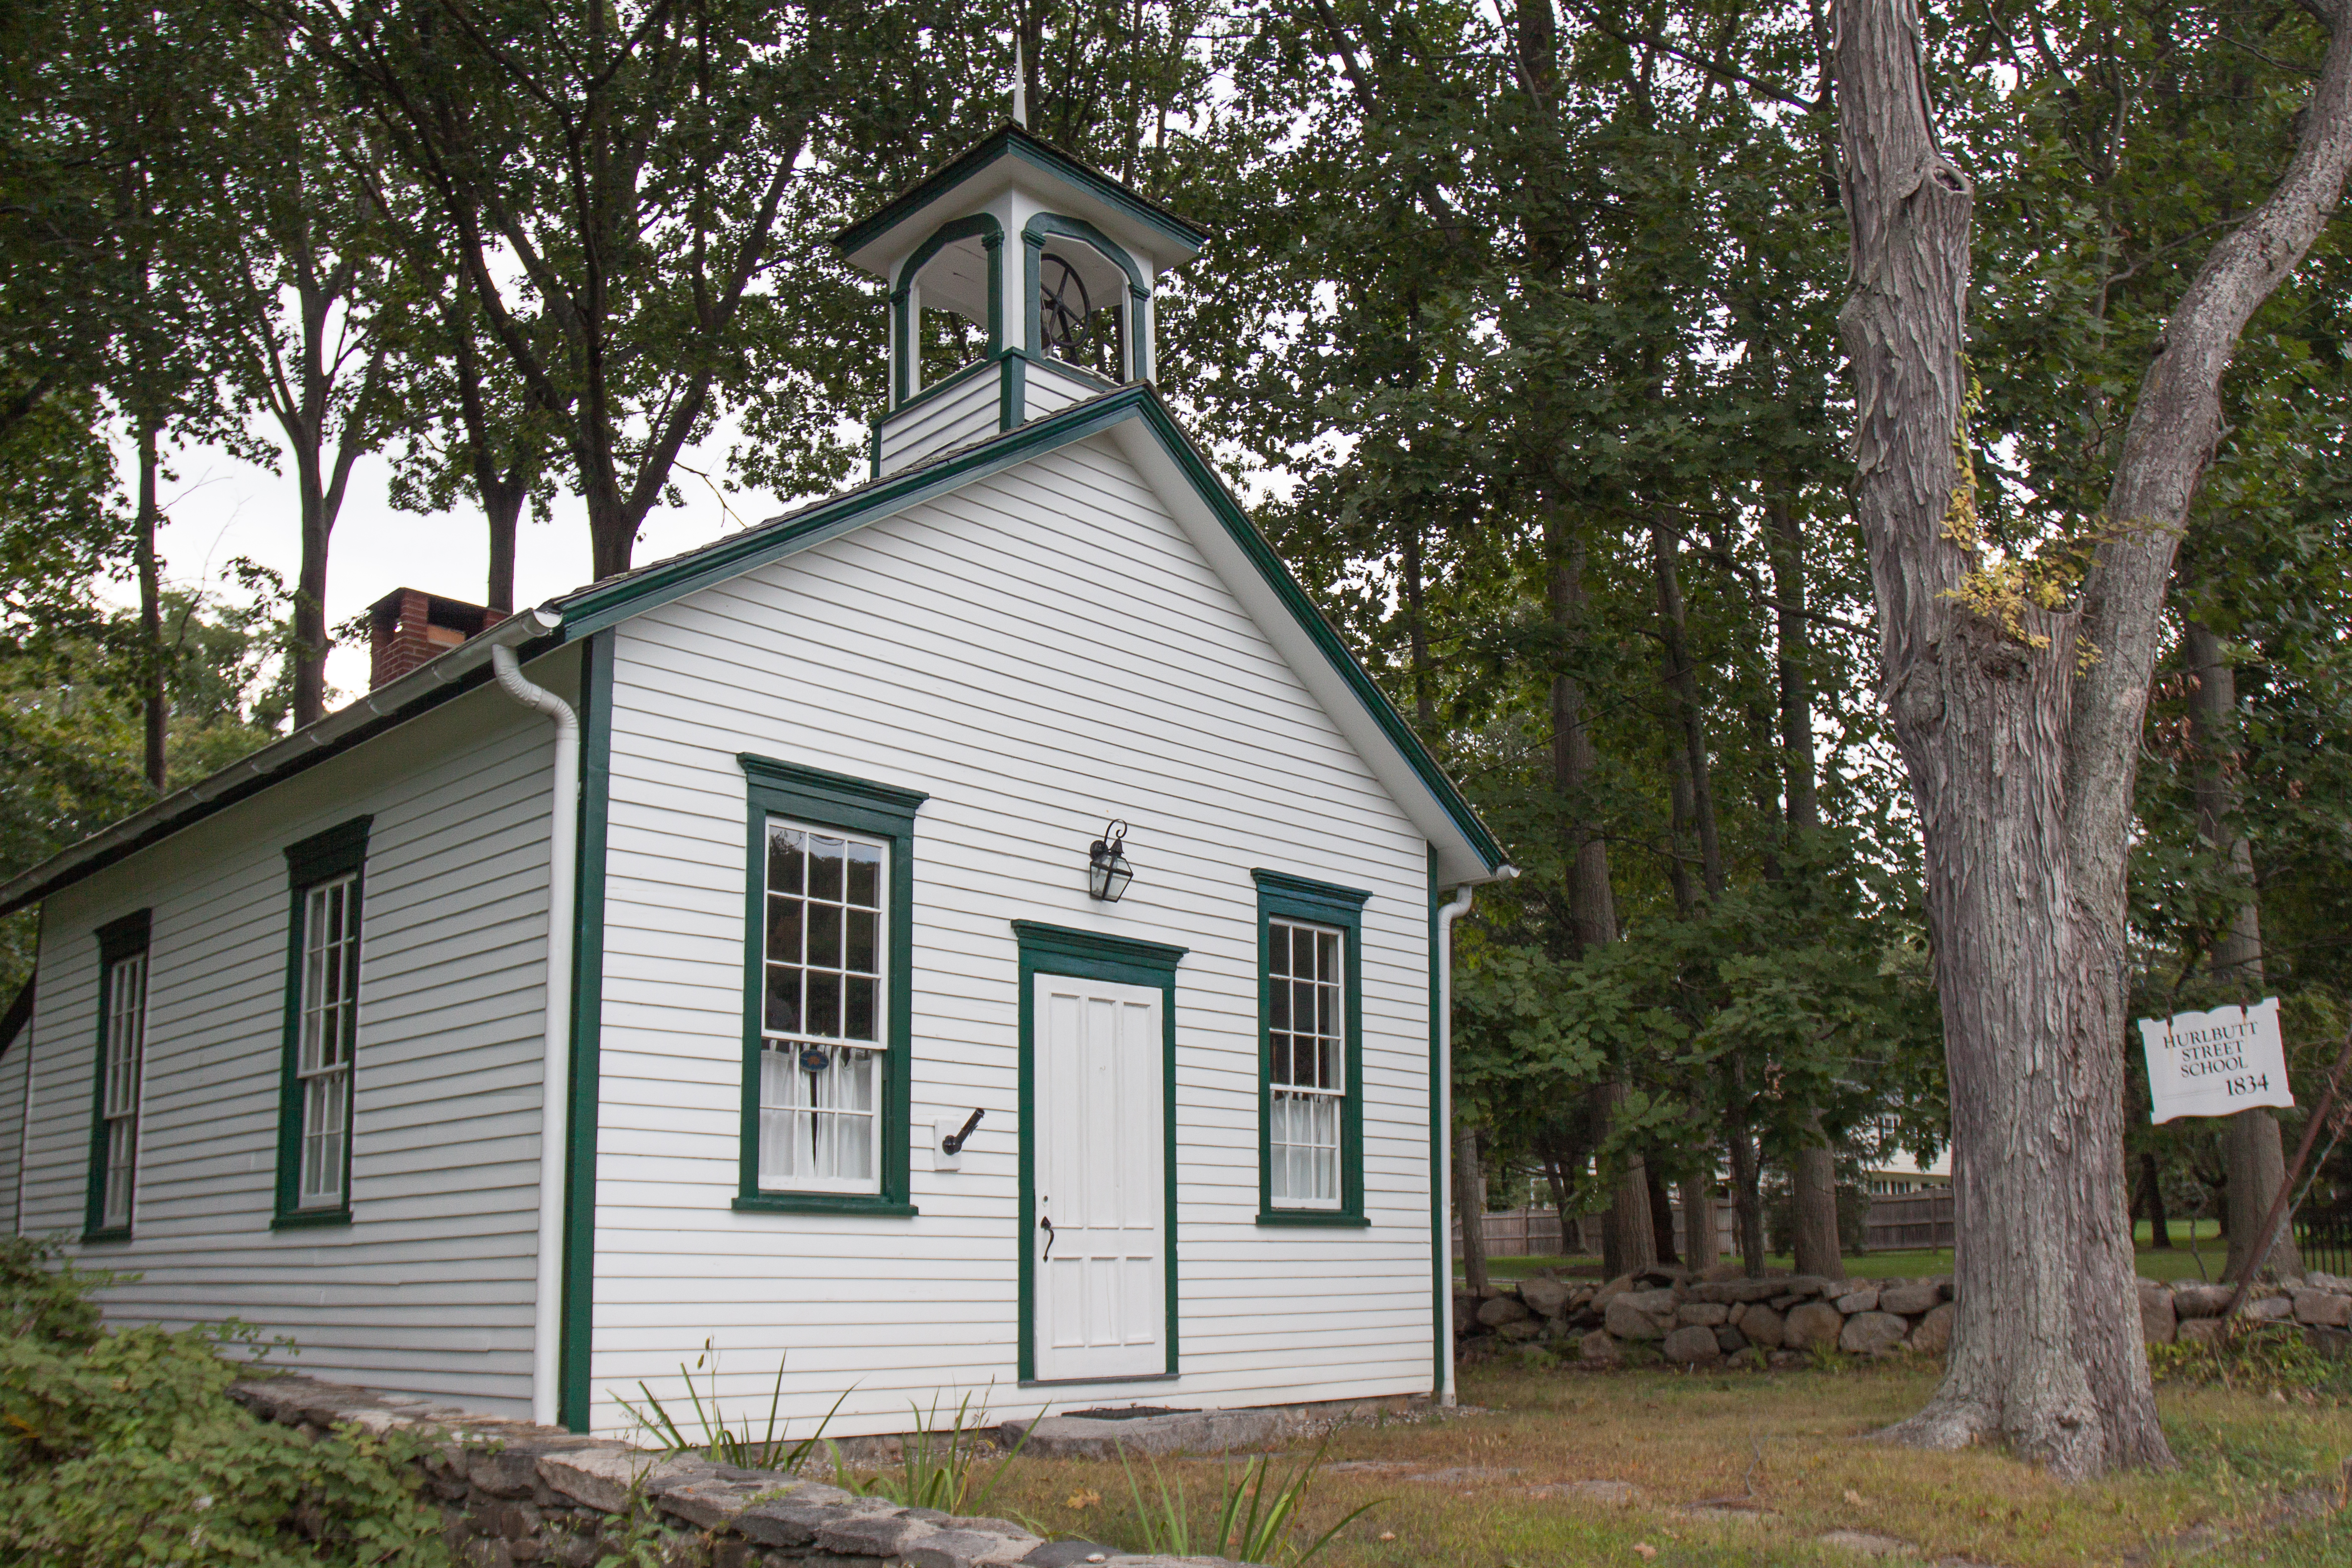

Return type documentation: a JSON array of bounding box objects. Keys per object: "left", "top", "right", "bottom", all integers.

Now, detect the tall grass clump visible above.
[{"left": 1117, "top": 1437, "right": 1376, "bottom": 1566}]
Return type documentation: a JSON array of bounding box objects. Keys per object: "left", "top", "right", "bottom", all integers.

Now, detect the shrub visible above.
[
  {"left": 2147, "top": 1318, "right": 2352, "bottom": 1398},
  {"left": 0, "top": 1236, "right": 451, "bottom": 1566}
]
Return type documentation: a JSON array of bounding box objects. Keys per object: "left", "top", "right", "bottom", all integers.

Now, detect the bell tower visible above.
[{"left": 832, "top": 124, "right": 1206, "bottom": 477}]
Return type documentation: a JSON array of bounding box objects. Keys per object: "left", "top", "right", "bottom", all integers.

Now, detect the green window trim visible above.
[
  {"left": 1253, "top": 869, "right": 1370, "bottom": 1227},
  {"left": 1012, "top": 920, "right": 1184, "bottom": 1384},
  {"left": 735, "top": 754, "right": 926, "bottom": 1217},
  {"left": 273, "top": 815, "right": 372, "bottom": 1230},
  {"left": 82, "top": 909, "right": 151, "bottom": 1243}
]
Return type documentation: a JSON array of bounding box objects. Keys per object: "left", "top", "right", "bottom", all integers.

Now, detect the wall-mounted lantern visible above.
[{"left": 1087, "top": 820, "right": 1134, "bottom": 902}]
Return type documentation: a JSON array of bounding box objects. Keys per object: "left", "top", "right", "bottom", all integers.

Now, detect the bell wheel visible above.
[{"left": 1039, "top": 253, "right": 1093, "bottom": 358}]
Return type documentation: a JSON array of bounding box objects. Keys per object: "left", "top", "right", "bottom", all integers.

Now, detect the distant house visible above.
[{"left": 0, "top": 127, "right": 1512, "bottom": 1438}]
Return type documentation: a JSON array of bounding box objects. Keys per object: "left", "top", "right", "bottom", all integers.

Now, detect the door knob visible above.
[{"left": 1039, "top": 1214, "right": 1056, "bottom": 1261}]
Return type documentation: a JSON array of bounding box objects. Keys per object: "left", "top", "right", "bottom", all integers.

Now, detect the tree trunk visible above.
[
  {"left": 1454, "top": 1124, "right": 1490, "bottom": 1294},
  {"left": 292, "top": 461, "right": 332, "bottom": 729},
  {"left": 1835, "top": 0, "right": 2352, "bottom": 1477},
  {"left": 1595, "top": 1083, "right": 1656, "bottom": 1276},
  {"left": 485, "top": 487, "right": 522, "bottom": 617},
  {"left": 1767, "top": 492, "right": 1845, "bottom": 1275},
  {"left": 1725, "top": 1100, "right": 1764, "bottom": 1276},
  {"left": 1646, "top": 1162, "right": 1680, "bottom": 1267},
  {"left": 1649, "top": 515, "right": 1725, "bottom": 898},
  {"left": 1766, "top": 491, "right": 1821, "bottom": 837},
  {"left": 1681, "top": 1169, "right": 1719, "bottom": 1273},
  {"left": 2186, "top": 623, "right": 2298, "bottom": 1280},
  {"left": 1549, "top": 522, "right": 1618, "bottom": 954},
  {"left": 2142, "top": 1150, "right": 2172, "bottom": 1249},
  {"left": 1794, "top": 1132, "right": 1847, "bottom": 1280},
  {"left": 135, "top": 419, "right": 166, "bottom": 791}
]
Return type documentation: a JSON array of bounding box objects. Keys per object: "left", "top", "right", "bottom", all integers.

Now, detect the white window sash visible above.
[
  {"left": 1268, "top": 917, "right": 1346, "bottom": 1208},
  {"left": 757, "top": 821, "right": 888, "bottom": 1193},
  {"left": 295, "top": 873, "right": 358, "bottom": 1208},
  {"left": 99, "top": 951, "right": 146, "bottom": 1229}
]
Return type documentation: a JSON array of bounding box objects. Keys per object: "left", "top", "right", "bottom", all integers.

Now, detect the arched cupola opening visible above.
[
  {"left": 837, "top": 124, "right": 1205, "bottom": 477},
  {"left": 1023, "top": 215, "right": 1149, "bottom": 385},
  {"left": 891, "top": 214, "right": 1005, "bottom": 406}
]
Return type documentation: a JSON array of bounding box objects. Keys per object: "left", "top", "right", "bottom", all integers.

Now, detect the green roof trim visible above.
[
  {"left": 551, "top": 387, "right": 1505, "bottom": 875},
  {"left": 833, "top": 123, "right": 1206, "bottom": 261}
]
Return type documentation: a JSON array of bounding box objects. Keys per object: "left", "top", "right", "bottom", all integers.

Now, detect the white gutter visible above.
[
  {"left": 490, "top": 619, "right": 579, "bottom": 1430},
  {"left": 1433, "top": 869, "right": 1490, "bottom": 1405}
]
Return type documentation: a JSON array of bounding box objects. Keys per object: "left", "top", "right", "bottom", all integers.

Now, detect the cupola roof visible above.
[{"left": 832, "top": 122, "right": 1205, "bottom": 281}]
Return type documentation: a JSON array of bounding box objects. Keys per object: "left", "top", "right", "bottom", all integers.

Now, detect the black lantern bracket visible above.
[{"left": 1087, "top": 820, "right": 1135, "bottom": 902}]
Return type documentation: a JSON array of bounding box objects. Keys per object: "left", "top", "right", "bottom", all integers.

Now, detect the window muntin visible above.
[
  {"left": 757, "top": 822, "right": 886, "bottom": 1193},
  {"left": 98, "top": 950, "right": 147, "bottom": 1230},
  {"left": 1268, "top": 918, "right": 1344, "bottom": 1209},
  {"left": 295, "top": 872, "right": 359, "bottom": 1209}
]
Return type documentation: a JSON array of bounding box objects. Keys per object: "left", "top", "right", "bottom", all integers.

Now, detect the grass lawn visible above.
[
  {"left": 974, "top": 1359, "right": 2352, "bottom": 1568},
  {"left": 1463, "top": 1221, "right": 2238, "bottom": 1288}
]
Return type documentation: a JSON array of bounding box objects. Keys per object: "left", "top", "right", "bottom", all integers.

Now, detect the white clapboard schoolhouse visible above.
[{"left": 0, "top": 126, "right": 1511, "bottom": 1438}]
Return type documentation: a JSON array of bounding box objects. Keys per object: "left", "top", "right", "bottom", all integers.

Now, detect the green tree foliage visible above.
[
  {"left": 0, "top": 1237, "right": 451, "bottom": 1566},
  {"left": 0, "top": 587, "right": 286, "bottom": 993}
]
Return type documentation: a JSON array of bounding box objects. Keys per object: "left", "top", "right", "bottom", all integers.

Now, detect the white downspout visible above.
[
  {"left": 491, "top": 636, "right": 579, "bottom": 1429},
  {"left": 1434, "top": 882, "right": 1476, "bottom": 1408},
  {"left": 1435, "top": 864, "right": 1515, "bottom": 1407}
]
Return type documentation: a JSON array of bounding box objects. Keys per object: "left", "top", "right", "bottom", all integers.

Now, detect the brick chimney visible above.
[{"left": 369, "top": 589, "right": 501, "bottom": 689}]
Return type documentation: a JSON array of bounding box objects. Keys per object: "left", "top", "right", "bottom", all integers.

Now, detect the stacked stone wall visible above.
[{"left": 1458, "top": 1266, "right": 2352, "bottom": 1367}]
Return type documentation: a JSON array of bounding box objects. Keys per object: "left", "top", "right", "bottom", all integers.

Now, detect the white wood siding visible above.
[
  {"left": 590, "top": 435, "right": 1433, "bottom": 1439},
  {"left": 880, "top": 368, "right": 1001, "bottom": 475},
  {"left": 1021, "top": 355, "right": 1107, "bottom": 417},
  {"left": 0, "top": 1023, "right": 28, "bottom": 1233},
  {"left": 14, "top": 658, "right": 575, "bottom": 1418}
]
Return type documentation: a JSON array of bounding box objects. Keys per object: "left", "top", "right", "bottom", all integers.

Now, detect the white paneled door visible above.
[{"left": 1031, "top": 974, "right": 1167, "bottom": 1382}]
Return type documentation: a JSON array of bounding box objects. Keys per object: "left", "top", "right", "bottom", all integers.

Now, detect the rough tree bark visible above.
[
  {"left": 1794, "top": 1130, "right": 1848, "bottom": 1279},
  {"left": 1836, "top": 0, "right": 2352, "bottom": 1477},
  {"left": 134, "top": 418, "right": 166, "bottom": 791},
  {"left": 1682, "top": 1169, "right": 1720, "bottom": 1272},
  {"left": 1550, "top": 512, "right": 1652, "bottom": 1266},
  {"left": 1454, "top": 1125, "right": 1491, "bottom": 1294},
  {"left": 1647, "top": 1164, "right": 1681, "bottom": 1266},
  {"left": 2187, "top": 622, "right": 2298, "bottom": 1279},
  {"left": 1766, "top": 495, "right": 1846, "bottom": 1280}
]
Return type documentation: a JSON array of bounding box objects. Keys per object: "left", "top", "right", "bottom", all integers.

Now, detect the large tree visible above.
[{"left": 1833, "top": 0, "right": 2352, "bottom": 1476}]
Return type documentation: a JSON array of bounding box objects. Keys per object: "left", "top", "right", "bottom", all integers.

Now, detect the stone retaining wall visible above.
[
  {"left": 230, "top": 1376, "right": 1254, "bottom": 1568},
  {"left": 1458, "top": 1267, "right": 2352, "bottom": 1367}
]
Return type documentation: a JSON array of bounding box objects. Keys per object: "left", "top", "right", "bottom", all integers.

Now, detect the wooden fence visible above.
[
  {"left": 1862, "top": 1189, "right": 1955, "bottom": 1251},
  {"left": 1453, "top": 1190, "right": 1955, "bottom": 1259}
]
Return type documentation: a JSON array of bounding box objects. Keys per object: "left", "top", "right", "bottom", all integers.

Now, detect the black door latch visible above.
[
  {"left": 1039, "top": 1214, "right": 1056, "bottom": 1261},
  {"left": 942, "top": 1107, "right": 985, "bottom": 1155}
]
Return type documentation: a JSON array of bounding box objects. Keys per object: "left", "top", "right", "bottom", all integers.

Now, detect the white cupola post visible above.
[{"left": 831, "top": 124, "right": 1206, "bottom": 478}]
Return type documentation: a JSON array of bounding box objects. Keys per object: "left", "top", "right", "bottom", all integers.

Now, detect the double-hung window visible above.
[
  {"left": 758, "top": 823, "right": 887, "bottom": 1191},
  {"left": 736, "top": 755, "right": 924, "bottom": 1216},
  {"left": 1268, "top": 918, "right": 1344, "bottom": 1206},
  {"left": 276, "top": 816, "right": 370, "bottom": 1227},
  {"left": 84, "top": 910, "right": 151, "bottom": 1241},
  {"left": 1254, "top": 870, "right": 1368, "bottom": 1226}
]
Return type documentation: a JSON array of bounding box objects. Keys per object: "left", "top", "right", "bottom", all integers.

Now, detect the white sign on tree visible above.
[{"left": 2139, "top": 998, "right": 2293, "bottom": 1124}]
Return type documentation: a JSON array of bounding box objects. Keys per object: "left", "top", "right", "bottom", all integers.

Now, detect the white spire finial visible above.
[{"left": 1012, "top": 37, "right": 1028, "bottom": 128}]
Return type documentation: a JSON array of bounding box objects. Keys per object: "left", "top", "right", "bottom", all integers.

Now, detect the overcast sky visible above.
[{"left": 132, "top": 421, "right": 774, "bottom": 702}]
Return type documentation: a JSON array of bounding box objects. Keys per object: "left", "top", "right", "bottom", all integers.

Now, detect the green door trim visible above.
[{"left": 1011, "top": 921, "right": 1183, "bottom": 1386}]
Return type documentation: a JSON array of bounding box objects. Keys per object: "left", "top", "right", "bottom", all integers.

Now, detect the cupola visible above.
[{"left": 833, "top": 123, "right": 1206, "bottom": 477}]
